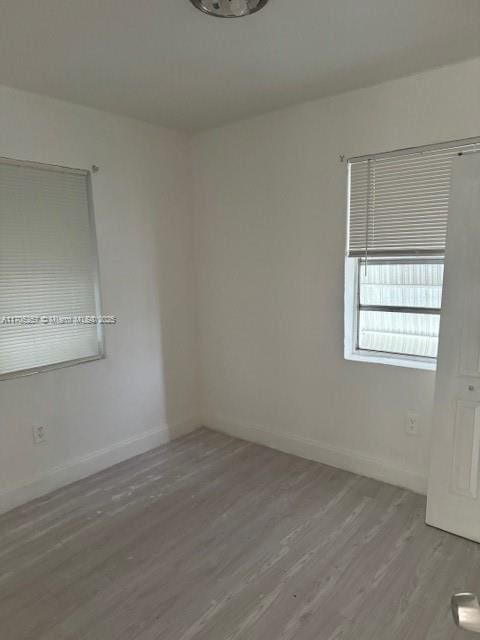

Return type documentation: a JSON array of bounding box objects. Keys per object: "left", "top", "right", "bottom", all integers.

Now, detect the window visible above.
[
  {"left": 0, "top": 158, "right": 104, "bottom": 379},
  {"left": 356, "top": 257, "right": 443, "bottom": 359},
  {"left": 345, "top": 138, "right": 480, "bottom": 369}
]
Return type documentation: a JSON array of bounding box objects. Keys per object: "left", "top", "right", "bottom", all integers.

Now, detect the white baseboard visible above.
[
  {"left": 208, "top": 416, "right": 427, "bottom": 495},
  {"left": 0, "top": 417, "right": 200, "bottom": 515}
]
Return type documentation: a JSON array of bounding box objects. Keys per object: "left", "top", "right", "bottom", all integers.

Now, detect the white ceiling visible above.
[{"left": 0, "top": 0, "right": 479, "bottom": 131}]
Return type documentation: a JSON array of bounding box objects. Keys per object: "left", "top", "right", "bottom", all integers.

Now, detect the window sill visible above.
[{"left": 345, "top": 350, "right": 436, "bottom": 371}]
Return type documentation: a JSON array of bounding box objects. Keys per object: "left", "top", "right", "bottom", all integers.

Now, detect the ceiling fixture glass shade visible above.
[{"left": 189, "top": 0, "right": 269, "bottom": 18}]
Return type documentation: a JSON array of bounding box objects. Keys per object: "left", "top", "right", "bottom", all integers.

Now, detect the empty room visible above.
[{"left": 1, "top": 1, "right": 480, "bottom": 638}]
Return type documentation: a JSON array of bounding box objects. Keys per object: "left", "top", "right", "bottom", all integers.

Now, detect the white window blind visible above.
[
  {"left": 0, "top": 158, "right": 104, "bottom": 378},
  {"left": 348, "top": 138, "right": 480, "bottom": 258}
]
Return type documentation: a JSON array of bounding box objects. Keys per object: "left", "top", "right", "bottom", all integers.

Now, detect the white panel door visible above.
[{"left": 427, "top": 152, "right": 480, "bottom": 541}]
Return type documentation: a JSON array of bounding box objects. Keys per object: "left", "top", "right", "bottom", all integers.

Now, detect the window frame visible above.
[
  {"left": 0, "top": 156, "right": 105, "bottom": 381},
  {"left": 344, "top": 256, "right": 440, "bottom": 371}
]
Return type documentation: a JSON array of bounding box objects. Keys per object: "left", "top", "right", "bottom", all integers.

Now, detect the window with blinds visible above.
[
  {"left": 345, "top": 138, "right": 480, "bottom": 367},
  {"left": 0, "top": 158, "right": 104, "bottom": 379}
]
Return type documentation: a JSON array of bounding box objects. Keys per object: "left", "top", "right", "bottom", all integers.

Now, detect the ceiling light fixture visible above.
[{"left": 189, "top": 0, "right": 270, "bottom": 18}]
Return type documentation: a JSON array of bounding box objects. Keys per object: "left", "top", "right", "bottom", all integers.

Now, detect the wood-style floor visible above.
[{"left": 1, "top": 428, "right": 479, "bottom": 640}]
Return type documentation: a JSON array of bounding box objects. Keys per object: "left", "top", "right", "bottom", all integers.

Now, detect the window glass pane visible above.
[
  {"left": 358, "top": 310, "right": 440, "bottom": 358},
  {"left": 359, "top": 261, "right": 443, "bottom": 308}
]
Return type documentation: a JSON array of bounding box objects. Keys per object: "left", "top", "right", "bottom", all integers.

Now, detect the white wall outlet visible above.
[
  {"left": 32, "top": 425, "right": 47, "bottom": 445},
  {"left": 405, "top": 412, "right": 420, "bottom": 436}
]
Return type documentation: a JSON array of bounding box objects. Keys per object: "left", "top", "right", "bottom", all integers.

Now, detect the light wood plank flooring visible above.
[{"left": 1, "top": 427, "right": 479, "bottom": 639}]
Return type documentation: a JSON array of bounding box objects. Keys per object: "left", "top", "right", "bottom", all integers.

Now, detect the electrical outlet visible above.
[
  {"left": 32, "top": 425, "right": 47, "bottom": 445},
  {"left": 405, "top": 412, "right": 420, "bottom": 436}
]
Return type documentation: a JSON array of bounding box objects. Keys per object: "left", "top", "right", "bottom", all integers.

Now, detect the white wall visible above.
[
  {"left": 0, "top": 85, "right": 200, "bottom": 512},
  {"left": 192, "top": 58, "right": 480, "bottom": 494}
]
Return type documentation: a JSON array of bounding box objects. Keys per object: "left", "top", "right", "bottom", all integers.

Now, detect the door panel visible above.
[{"left": 451, "top": 400, "right": 480, "bottom": 499}]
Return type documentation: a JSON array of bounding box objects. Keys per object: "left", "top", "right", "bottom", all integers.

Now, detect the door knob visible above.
[
  {"left": 469, "top": 385, "right": 475, "bottom": 391},
  {"left": 452, "top": 593, "right": 480, "bottom": 633}
]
